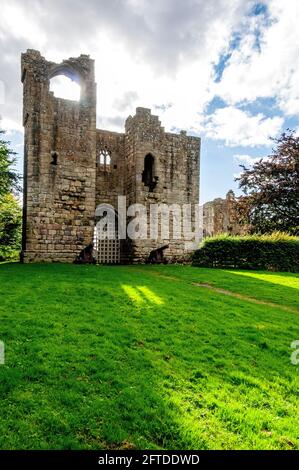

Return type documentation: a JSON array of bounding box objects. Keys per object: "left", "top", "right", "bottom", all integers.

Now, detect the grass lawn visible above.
[{"left": 0, "top": 263, "right": 298, "bottom": 450}]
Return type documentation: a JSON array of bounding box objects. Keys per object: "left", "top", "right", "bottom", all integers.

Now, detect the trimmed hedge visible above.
[{"left": 192, "top": 233, "right": 299, "bottom": 272}]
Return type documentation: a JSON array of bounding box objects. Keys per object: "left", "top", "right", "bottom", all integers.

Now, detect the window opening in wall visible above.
[
  {"left": 51, "top": 151, "right": 58, "bottom": 165},
  {"left": 98, "top": 148, "right": 111, "bottom": 169},
  {"left": 142, "top": 153, "right": 158, "bottom": 192},
  {"left": 50, "top": 75, "right": 80, "bottom": 101}
]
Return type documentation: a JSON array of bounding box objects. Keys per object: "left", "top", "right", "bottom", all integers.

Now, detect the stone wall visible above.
[
  {"left": 202, "top": 190, "right": 244, "bottom": 237},
  {"left": 22, "top": 50, "right": 200, "bottom": 263},
  {"left": 21, "top": 50, "right": 97, "bottom": 262},
  {"left": 95, "top": 129, "right": 125, "bottom": 208},
  {"left": 124, "top": 108, "right": 200, "bottom": 262}
]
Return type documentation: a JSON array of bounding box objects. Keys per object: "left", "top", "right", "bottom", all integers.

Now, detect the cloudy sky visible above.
[{"left": 0, "top": 0, "right": 299, "bottom": 203}]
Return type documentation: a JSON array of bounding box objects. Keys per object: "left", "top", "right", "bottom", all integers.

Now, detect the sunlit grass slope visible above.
[{"left": 0, "top": 264, "right": 298, "bottom": 450}]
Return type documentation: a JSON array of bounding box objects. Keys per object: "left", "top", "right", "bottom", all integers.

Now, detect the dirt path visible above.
[
  {"left": 125, "top": 266, "right": 299, "bottom": 314},
  {"left": 125, "top": 269, "right": 299, "bottom": 315},
  {"left": 193, "top": 282, "right": 299, "bottom": 314}
]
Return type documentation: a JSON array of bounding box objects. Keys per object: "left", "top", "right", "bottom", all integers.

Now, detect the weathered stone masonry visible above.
[
  {"left": 21, "top": 50, "right": 200, "bottom": 263},
  {"left": 202, "top": 190, "right": 244, "bottom": 237}
]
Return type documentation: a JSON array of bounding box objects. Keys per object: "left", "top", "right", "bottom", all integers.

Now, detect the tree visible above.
[
  {"left": 235, "top": 131, "right": 299, "bottom": 235},
  {"left": 0, "top": 130, "right": 22, "bottom": 260},
  {"left": 0, "top": 129, "right": 20, "bottom": 197},
  {"left": 0, "top": 193, "right": 22, "bottom": 248}
]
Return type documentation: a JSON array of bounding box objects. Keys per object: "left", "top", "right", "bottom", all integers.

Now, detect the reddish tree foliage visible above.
[{"left": 235, "top": 131, "right": 299, "bottom": 234}]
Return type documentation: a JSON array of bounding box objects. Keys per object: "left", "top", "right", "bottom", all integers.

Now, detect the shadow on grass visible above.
[
  {"left": 116, "top": 274, "right": 299, "bottom": 450},
  {"left": 0, "top": 264, "right": 298, "bottom": 449},
  {"left": 0, "top": 264, "right": 202, "bottom": 449}
]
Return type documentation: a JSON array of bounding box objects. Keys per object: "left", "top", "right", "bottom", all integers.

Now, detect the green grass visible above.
[{"left": 0, "top": 263, "right": 298, "bottom": 450}]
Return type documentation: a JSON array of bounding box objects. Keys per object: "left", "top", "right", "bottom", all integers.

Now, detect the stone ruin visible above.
[
  {"left": 202, "top": 190, "right": 244, "bottom": 237},
  {"left": 21, "top": 50, "right": 200, "bottom": 263}
]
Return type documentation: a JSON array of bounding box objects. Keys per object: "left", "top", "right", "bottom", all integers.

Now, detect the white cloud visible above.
[
  {"left": 214, "top": 0, "right": 299, "bottom": 116},
  {"left": 233, "top": 154, "right": 261, "bottom": 165},
  {"left": 203, "top": 106, "right": 283, "bottom": 146},
  {"left": 0, "top": 0, "right": 254, "bottom": 134},
  {"left": 49, "top": 76, "right": 80, "bottom": 101},
  {"left": 0, "top": 117, "right": 23, "bottom": 135},
  {"left": 0, "top": 80, "right": 4, "bottom": 105},
  {"left": 233, "top": 153, "right": 271, "bottom": 166},
  {"left": 0, "top": 3, "right": 47, "bottom": 46},
  {"left": 0, "top": 0, "right": 297, "bottom": 147}
]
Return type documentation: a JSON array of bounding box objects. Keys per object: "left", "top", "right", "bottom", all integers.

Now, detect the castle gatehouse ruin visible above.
[{"left": 21, "top": 50, "right": 200, "bottom": 263}]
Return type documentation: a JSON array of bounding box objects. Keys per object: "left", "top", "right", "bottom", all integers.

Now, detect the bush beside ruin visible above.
[{"left": 192, "top": 233, "right": 299, "bottom": 272}]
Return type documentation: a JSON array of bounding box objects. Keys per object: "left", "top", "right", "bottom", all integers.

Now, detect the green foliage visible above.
[
  {"left": 0, "top": 193, "right": 22, "bottom": 261},
  {"left": 0, "top": 130, "right": 22, "bottom": 261},
  {"left": 235, "top": 131, "right": 299, "bottom": 234},
  {"left": 0, "top": 130, "right": 20, "bottom": 197},
  {"left": 0, "top": 264, "right": 298, "bottom": 450},
  {"left": 193, "top": 233, "right": 299, "bottom": 272}
]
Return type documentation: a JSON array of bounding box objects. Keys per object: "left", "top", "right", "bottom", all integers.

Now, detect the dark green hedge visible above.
[{"left": 192, "top": 233, "right": 299, "bottom": 272}]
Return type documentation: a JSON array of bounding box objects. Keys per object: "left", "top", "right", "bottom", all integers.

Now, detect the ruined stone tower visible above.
[
  {"left": 21, "top": 49, "right": 97, "bottom": 262},
  {"left": 21, "top": 50, "right": 200, "bottom": 263}
]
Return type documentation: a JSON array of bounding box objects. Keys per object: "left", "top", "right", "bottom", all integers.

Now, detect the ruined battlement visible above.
[{"left": 21, "top": 50, "right": 200, "bottom": 263}]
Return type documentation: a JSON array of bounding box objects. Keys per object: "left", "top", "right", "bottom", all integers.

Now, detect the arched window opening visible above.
[
  {"left": 51, "top": 151, "right": 58, "bottom": 165},
  {"left": 142, "top": 154, "right": 158, "bottom": 192},
  {"left": 98, "top": 149, "right": 111, "bottom": 169},
  {"left": 49, "top": 75, "right": 81, "bottom": 101}
]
